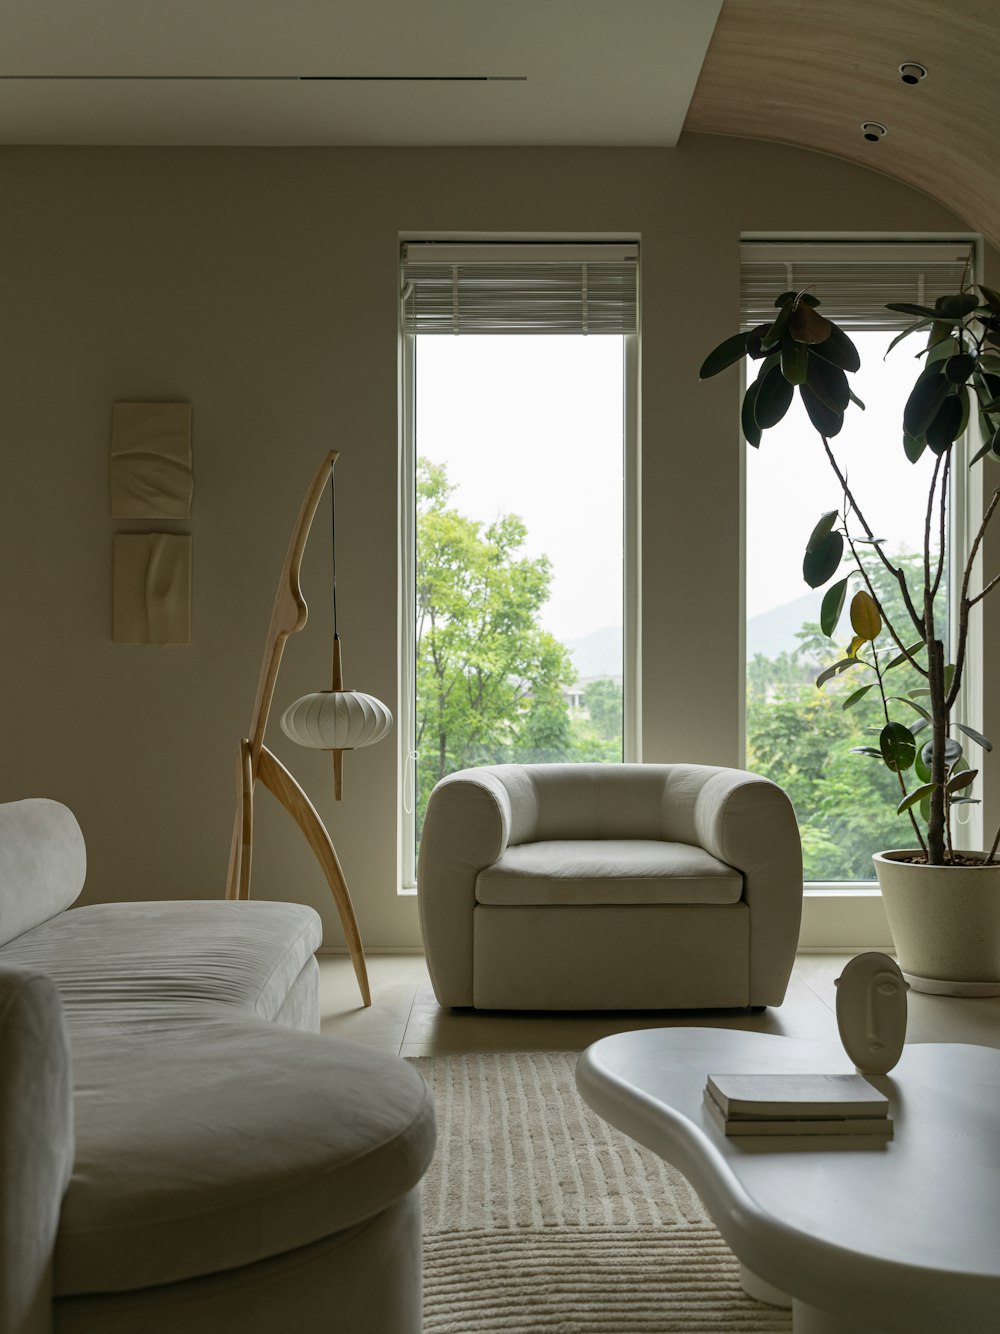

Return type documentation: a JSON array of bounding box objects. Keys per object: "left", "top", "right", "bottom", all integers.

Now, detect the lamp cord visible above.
[{"left": 330, "top": 459, "right": 339, "bottom": 641}]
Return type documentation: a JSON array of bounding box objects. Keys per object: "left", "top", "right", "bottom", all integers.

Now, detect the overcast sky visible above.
[{"left": 415, "top": 329, "right": 941, "bottom": 645}]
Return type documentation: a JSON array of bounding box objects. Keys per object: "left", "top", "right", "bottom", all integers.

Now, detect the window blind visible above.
[
  {"left": 401, "top": 242, "right": 638, "bottom": 335},
  {"left": 740, "top": 241, "right": 974, "bottom": 331}
]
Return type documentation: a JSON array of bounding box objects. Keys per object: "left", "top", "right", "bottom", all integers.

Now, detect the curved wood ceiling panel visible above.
[{"left": 685, "top": 0, "right": 1000, "bottom": 253}]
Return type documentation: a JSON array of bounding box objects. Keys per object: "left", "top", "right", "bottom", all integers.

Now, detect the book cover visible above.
[
  {"left": 703, "top": 1090, "right": 894, "bottom": 1138},
  {"left": 705, "top": 1072, "right": 888, "bottom": 1120}
]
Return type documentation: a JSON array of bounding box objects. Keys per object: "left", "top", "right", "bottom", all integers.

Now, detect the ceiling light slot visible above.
[{"left": 899, "top": 63, "right": 928, "bottom": 85}]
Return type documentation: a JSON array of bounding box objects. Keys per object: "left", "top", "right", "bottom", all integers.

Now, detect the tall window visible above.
[
  {"left": 399, "top": 242, "right": 639, "bottom": 886},
  {"left": 742, "top": 240, "right": 978, "bottom": 882}
]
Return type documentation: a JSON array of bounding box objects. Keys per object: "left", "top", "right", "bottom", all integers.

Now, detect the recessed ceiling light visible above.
[
  {"left": 861, "top": 121, "right": 888, "bottom": 142},
  {"left": 899, "top": 63, "right": 928, "bottom": 85}
]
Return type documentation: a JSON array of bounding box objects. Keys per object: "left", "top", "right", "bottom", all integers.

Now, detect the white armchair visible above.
[{"left": 418, "top": 763, "right": 803, "bottom": 1010}]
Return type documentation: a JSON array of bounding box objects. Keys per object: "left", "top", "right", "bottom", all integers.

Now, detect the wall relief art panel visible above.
[
  {"left": 112, "top": 534, "right": 192, "bottom": 644},
  {"left": 110, "top": 402, "right": 193, "bottom": 518}
]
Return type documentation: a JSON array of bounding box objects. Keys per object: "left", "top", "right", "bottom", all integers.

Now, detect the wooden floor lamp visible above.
[{"left": 225, "top": 451, "right": 391, "bottom": 1008}]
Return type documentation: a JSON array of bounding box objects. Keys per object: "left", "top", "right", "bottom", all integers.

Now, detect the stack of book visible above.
[{"left": 703, "top": 1072, "right": 893, "bottom": 1138}]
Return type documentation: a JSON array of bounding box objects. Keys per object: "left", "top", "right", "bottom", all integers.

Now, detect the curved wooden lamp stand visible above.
[{"left": 225, "top": 451, "right": 371, "bottom": 1007}]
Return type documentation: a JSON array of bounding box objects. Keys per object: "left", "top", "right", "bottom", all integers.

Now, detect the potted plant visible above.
[{"left": 701, "top": 281, "right": 1000, "bottom": 993}]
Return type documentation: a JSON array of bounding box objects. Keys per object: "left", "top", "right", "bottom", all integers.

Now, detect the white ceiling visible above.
[{"left": 0, "top": 1, "right": 723, "bottom": 146}]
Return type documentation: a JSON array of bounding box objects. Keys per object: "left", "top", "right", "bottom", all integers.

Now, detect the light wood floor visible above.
[{"left": 318, "top": 952, "right": 1000, "bottom": 1058}]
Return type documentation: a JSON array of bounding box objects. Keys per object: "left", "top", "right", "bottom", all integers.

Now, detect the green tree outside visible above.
[
  {"left": 747, "top": 551, "right": 948, "bottom": 880},
  {"left": 415, "top": 458, "right": 578, "bottom": 833}
]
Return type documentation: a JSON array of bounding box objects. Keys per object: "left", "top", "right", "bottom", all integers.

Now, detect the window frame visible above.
[
  {"left": 738, "top": 233, "right": 985, "bottom": 893},
  {"left": 397, "top": 239, "right": 641, "bottom": 892}
]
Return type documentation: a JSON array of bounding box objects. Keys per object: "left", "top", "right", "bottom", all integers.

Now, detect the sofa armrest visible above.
[
  {"left": 0, "top": 965, "right": 74, "bottom": 1334},
  {"left": 691, "top": 768, "right": 804, "bottom": 1005},
  {"left": 418, "top": 768, "right": 518, "bottom": 1007}
]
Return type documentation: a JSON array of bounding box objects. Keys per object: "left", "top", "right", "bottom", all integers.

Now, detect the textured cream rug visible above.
[{"left": 410, "top": 1051, "right": 792, "bottom": 1334}]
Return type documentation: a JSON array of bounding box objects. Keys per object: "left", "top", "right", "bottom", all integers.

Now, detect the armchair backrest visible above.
[
  {"left": 493, "top": 763, "right": 723, "bottom": 845},
  {"left": 0, "top": 799, "right": 86, "bottom": 948}
]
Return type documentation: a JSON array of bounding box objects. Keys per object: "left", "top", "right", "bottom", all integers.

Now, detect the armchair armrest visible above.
[
  {"left": 0, "top": 965, "right": 74, "bottom": 1334},
  {"left": 418, "top": 767, "right": 525, "bottom": 1006},
  {"left": 690, "top": 768, "right": 803, "bottom": 1004}
]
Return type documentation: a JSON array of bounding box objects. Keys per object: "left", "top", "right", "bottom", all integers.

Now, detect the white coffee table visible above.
[{"left": 576, "top": 1028, "right": 1000, "bottom": 1334}]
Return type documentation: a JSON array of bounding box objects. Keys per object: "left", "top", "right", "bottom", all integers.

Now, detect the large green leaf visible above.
[
  {"left": 980, "top": 284, "right": 1000, "bottom": 314},
  {"left": 945, "top": 353, "right": 977, "bottom": 384},
  {"left": 946, "top": 768, "right": 978, "bottom": 794},
  {"left": 805, "top": 354, "right": 850, "bottom": 412},
  {"left": 926, "top": 336, "right": 961, "bottom": 365},
  {"left": 745, "top": 323, "right": 774, "bottom": 360},
  {"left": 885, "top": 302, "right": 952, "bottom": 320},
  {"left": 888, "top": 695, "right": 931, "bottom": 721},
  {"left": 788, "top": 301, "right": 832, "bottom": 344},
  {"left": 925, "top": 392, "right": 965, "bottom": 453},
  {"left": 820, "top": 577, "right": 849, "bottom": 637},
  {"left": 898, "top": 783, "right": 938, "bottom": 815},
  {"left": 920, "top": 737, "right": 964, "bottom": 769},
  {"left": 699, "top": 332, "right": 748, "bottom": 380},
  {"left": 955, "top": 722, "right": 993, "bottom": 752},
  {"left": 880, "top": 721, "right": 917, "bottom": 772},
  {"left": 761, "top": 303, "right": 791, "bottom": 350},
  {"left": 903, "top": 430, "right": 927, "bottom": 463},
  {"left": 850, "top": 745, "right": 883, "bottom": 759},
  {"left": 781, "top": 339, "right": 809, "bottom": 384},
  {"left": 903, "top": 371, "right": 952, "bottom": 437},
  {"left": 817, "top": 656, "right": 864, "bottom": 689},
  {"left": 800, "top": 384, "right": 844, "bottom": 437},
  {"left": 886, "top": 639, "right": 926, "bottom": 669},
  {"left": 754, "top": 364, "right": 794, "bottom": 429},
  {"left": 803, "top": 530, "right": 844, "bottom": 589},
  {"left": 842, "top": 683, "right": 874, "bottom": 711},
  {"left": 936, "top": 291, "right": 980, "bottom": 319},
  {"left": 886, "top": 321, "right": 933, "bottom": 356},
  {"left": 809, "top": 323, "right": 861, "bottom": 373},
  {"left": 741, "top": 381, "right": 762, "bottom": 448}
]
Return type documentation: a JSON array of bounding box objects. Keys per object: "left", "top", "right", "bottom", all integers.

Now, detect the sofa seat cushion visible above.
[
  {"left": 52, "top": 1022, "right": 436, "bottom": 1296},
  {"left": 475, "top": 839, "right": 743, "bottom": 907},
  {"left": 0, "top": 900, "right": 322, "bottom": 1032}
]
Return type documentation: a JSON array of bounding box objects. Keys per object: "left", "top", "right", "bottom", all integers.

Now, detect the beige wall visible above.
[{"left": 2, "top": 138, "right": 993, "bottom": 948}]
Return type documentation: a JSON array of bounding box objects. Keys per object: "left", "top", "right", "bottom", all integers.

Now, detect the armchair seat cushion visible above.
[{"left": 476, "top": 839, "right": 742, "bottom": 907}]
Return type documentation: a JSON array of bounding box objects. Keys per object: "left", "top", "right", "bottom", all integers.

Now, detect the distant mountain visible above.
[
  {"left": 563, "top": 625, "right": 623, "bottom": 681},
  {"left": 747, "top": 591, "right": 824, "bottom": 662},
  {"left": 561, "top": 598, "right": 828, "bottom": 679}
]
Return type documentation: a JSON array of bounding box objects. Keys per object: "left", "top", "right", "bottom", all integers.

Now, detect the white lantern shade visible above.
[{"left": 280, "top": 690, "right": 393, "bottom": 751}]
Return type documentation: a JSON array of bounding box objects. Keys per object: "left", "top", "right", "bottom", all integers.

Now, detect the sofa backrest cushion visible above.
[{"left": 0, "top": 800, "right": 86, "bottom": 948}]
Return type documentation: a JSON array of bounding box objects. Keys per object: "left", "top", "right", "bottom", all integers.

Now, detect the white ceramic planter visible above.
[{"left": 873, "top": 850, "right": 1000, "bottom": 996}]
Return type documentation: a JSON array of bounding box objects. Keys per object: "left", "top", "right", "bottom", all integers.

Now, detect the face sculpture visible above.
[{"left": 835, "top": 951, "right": 909, "bottom": 1075}]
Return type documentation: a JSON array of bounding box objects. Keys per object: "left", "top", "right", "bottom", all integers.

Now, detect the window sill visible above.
[{"left": 799, "top": 884, "right": 892, "bottom": 951}]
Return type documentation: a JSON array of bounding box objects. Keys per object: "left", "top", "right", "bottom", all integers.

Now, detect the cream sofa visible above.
[
  {"left": 0, "top": 798, "right": 436, "bottom": 1334},
  {"left": 419, "top": 763, "right": 802, "bottom": 1010}
]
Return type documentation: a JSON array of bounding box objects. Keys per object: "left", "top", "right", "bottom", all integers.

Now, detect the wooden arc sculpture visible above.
[{"left": 225, "top": 450, "right": 371, "bottom": 1007}]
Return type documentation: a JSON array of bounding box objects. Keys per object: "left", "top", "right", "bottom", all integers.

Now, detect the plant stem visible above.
[
  {"left": 948, "top": 486, "right": 1000, "bottom": 709},
  {"left": 845, "top": 534, "right": 925, "bottom": 675},
  {"left": 821, "top": 435, "right": 924, "bottom": 636},
  {"left": 926, "top": 636, "right": 948, "bottom": 864},
  {"left": 870, "top": 636, "right": 928, "bottom": 855},
  {"left": 988, "top": 821, "right": 1000, "bottom": 865}
]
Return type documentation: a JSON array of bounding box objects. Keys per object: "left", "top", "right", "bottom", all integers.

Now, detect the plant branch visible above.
[
  {"left": 969, "top": 571, "right": 1000, "bottom": 608},
  {"left": 821, "top": 435, "right": 925, "bottom": 635},
  {"left": 869, "top": 641, "right": 928, "bottom": 853},
  {"left": 928, "top": 453, "right": 949, "bottom": 604},
  {"left": 948, "top": 486, "right": 1000, "bottom": 709},
  {"left": 846, "top": 533, "right": 929, "bottom": 678}
]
